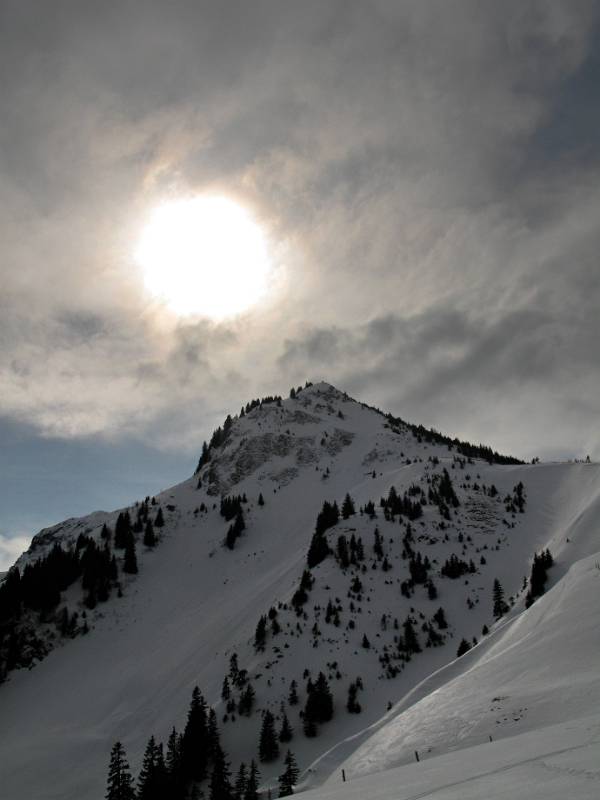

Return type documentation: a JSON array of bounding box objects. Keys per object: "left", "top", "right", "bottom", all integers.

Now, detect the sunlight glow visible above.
[{"left": 135, "top": 196, "right": 272, "bottom": 319}]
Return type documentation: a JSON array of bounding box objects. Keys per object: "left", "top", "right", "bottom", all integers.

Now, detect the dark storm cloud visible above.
[{"left": 1, "top": 0, "right": 599, "bottom": 491}]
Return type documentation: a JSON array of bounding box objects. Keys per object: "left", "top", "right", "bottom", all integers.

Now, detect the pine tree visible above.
[
  {"left": 229, "top": 652, "right": 240, "bottom": 685},
  {"left": 143, "top": 520, "right": 156, "bottom": 548},
  {"left": 238, "top": 683, "right": 255, "bottom": 716},
  {"left": 114, "top": 512, "right": 132, "bottom": 549},
  {"left": 306, "top": 530, "right": 330, "bottom": 569},
  {"left": 525, "top": 549, "right": 554, "bottom": 607},
  {"left": 304, "top": 672, "right": 334, "bottom": 733},
  {"left": 254, "top": 615, "right": 267, "bottom": 651},
  {"left": 373, "top": 527, "right": 384, "bottom": 559},
  {"left": 207, "top": 708, "right": 221, "bottom": 760},
  {"left": 493, "top": 578, "right": 509, "bottom": 618},
  {"left": 244, "top": 761, "right": 260, "bottom": 800},
  {"left": 181, "top": 686, "right": 209, "bottom": 781},
  {"left": 402, "top": 617, "right": 421, "bottom": 654},
  {"left": 288, "top": 680, "right": 299, "bottom": 706},
  {"left": 105, "top": 741, "right": 136, "bottom": 800},
  {"left": 138, "top": 737, "right": 167, "bottom": 800},
  {"left": 433, "top": 607, "right": 448, "bottom": 629},
  {"left": 303, "top": 715, "right": 317, "bottom": 737},
  {"left": 278, "top": 709, "right": 293, "bottom": 742},
  {"left": 165, "top": 728, "right": 184, "bottom": 797},
  {"left": 209, "top": 741, "right": 232, "bottom": 800},
  {"left": 123, "top": 531, "right": 138, "bottom": 574},
  {"left": 154, "top": 744, "right": 168, "bottom": 797},
  {"left": 346, "top": 682, "right": 361, "bottom": 713},
  {"left": 278, "top": 750, "right": 299, "bottom": 797},
  {"left": 154, "top": 507, "right": 165, "bottom": 527},
  {"left": 195, "top": 441, "right": 210, "bottom": 473},
  {"left": 258, "top": 710, "right": 280, "bottom": 762},
  {"left": 456, "top": 638, "right": 471, "bottom": 657},
  {"left": 225, "top": 524, "right": 237, "bottom": 550},
  {"left": 221, "top": 676, "right": 231, "bottom": 701},
  {"left": 258, "top": 493, "right": 265, "bottom": 507},
  {"left": 137, "top": 735, "right": 158, "bottom": 799},
  {"left": 233, "top": 763, "right": 247, "bottom": 800},
  {"left": 341, "top": 493, "right": 355, "bottom": 519},
  {"left": 307, "top": 501, "right": 338, "bottom": 567},
  {"left": 315, "top": 672, "right": 334, "bottom": 721},
  {"left": 336, "top": 535, "right": 350, "bottom": 568}
]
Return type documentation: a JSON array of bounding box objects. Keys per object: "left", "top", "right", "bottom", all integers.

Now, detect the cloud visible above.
[
  {"left": 0, "top": 533, "right": 31, "bottom": 573},
  {"left": 278, "top": 298, "right": 600, "bottom": 461},
  {"left": 0, "top": 1, "right": 599, "bottom": 463}
]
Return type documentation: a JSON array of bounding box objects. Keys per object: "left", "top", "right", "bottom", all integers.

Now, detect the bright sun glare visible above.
[{"left": 135, "top": 196, "right": 271, "bottom": 319}]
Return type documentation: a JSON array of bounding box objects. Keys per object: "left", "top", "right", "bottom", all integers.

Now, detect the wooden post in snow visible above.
[
  {"left": 415, "top": 750, "right": 420, "bottom": 762},
  {"left": 342, "top": 769, "right": 346, "bottom": 782}
]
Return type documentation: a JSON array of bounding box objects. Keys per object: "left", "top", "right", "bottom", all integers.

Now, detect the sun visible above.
[{"left": 135, "top": 195, "right": 272, "bottom": 319}]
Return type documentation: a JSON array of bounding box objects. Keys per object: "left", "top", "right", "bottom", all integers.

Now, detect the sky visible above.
[{"left": 1, "top": 1, "right": 599, "bottom": 569}]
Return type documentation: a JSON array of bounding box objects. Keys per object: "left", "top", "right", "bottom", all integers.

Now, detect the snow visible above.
[
  {"left": 322, "top": 550, "right": 600, "bottom": 784},
  {"left": 0, "top": 381, "right": 598, "bottom": 799},
  {"left": 302, "top": 713, "right": 600, "bottom": 800}
]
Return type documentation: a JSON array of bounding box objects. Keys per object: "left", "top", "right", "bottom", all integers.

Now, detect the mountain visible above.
[
  {"left": 0, "top": 381, "right": 598, "bottom": 800},
  {"left": 304, "top": 529, "right": 600, "bottom": 800}
]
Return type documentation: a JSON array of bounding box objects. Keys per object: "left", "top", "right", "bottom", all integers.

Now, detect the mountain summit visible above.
[{"left": 0, "top": 382, "right": 598, "bottom": 800}]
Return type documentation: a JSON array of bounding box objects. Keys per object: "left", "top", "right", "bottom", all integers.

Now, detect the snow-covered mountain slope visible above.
[
  {"left": 321, "top": 538, "right": 600, "bottom": 783},
  {"left": 0, "top": 382, "right": 598, "bottom": 800},
  {"left": 301, "top": 543, "right": 600, "bottom": 798},
  {"left": 303, "top": 712, "right": 600, "bottom": 800}
]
